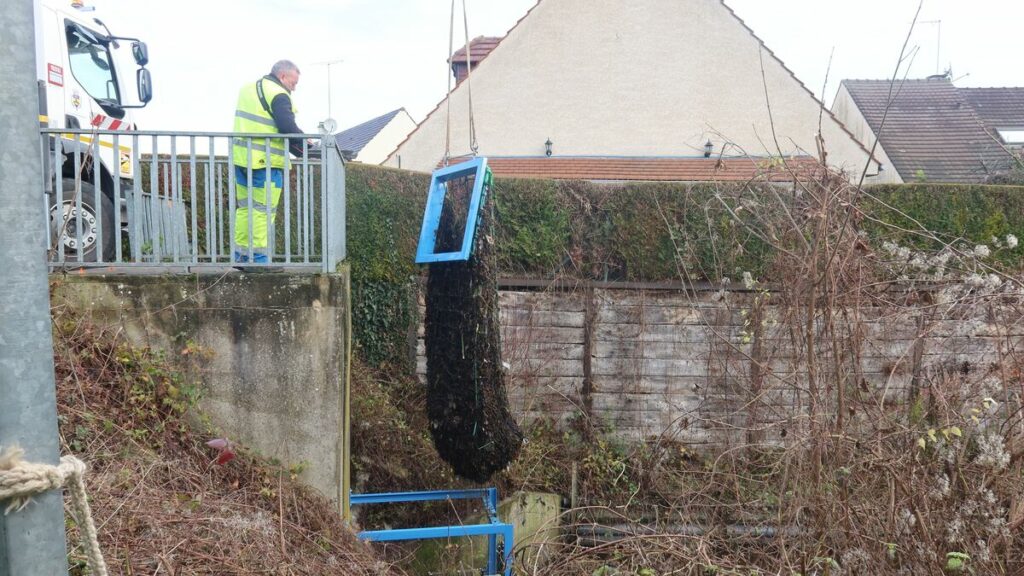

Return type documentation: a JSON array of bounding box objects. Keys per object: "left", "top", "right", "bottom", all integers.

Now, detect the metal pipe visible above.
[
  {"left": 170, "top": 136, "right": 180, "bottom": 263},
  {"left": 113, "top": 133, "right": 122, "bottom": 262},
  {"left": 92, "top": 136, "right": 102, "bottom": 263},
  {"left": 189, "top": 137, "right": 198, "bottom": 264},
  {"left": 42, "top": 128, "right": 325, "bottom": 138},
  {"left": 215, "top": 154, "right": 224, "bottom": 261},
  {"left": 303, "top": 147, "right": 311, "bottom": 262},
  {"left": 246, "top": 140, "right": 254, "bottom": 262},
  {"left": 42, "top": 131, "right": 53, "bottom": 255},
  {"left": 317, "top": 138, "right": 327, "bottom": 270},
  {"left": 73, "top": 134, "right": 83, "bottom": 263},
  {"left": 486, "top": 487, "right": 498, "bottom": 575},
  {"left": 54, "top": 137, "right": 65, "bottom": 263},
  {"left": 324, "top": 135, "right": 346, "bottom": 270},
  {"left": 264, "top": 139, "right": 273, "bottom": 262},
  {"left": 206, "top": 138, "right": 215, "bottom": 260},
  {"left": 228, "top": 143, "right": 237, "bottom": 263},
  {"left": 39, "top": 262, "right": 322, "bottom": 272},
  {"left": 0, "top": 1, "right": 70, "bottom": 572},
  {"left": 350, "top": 489, "right": 497, "bottom": 504},
  {"left": 149, "top": 135, "right": 160, "bottom": 261},
  {"left": 283, "top": 142, "right": 292, "bottom": 263},
  {"left": 573, "top": 522, "right": 805, "bottom": 544},
  {"left": 131, "top": 133, "right": 142, "bottom": 262}
]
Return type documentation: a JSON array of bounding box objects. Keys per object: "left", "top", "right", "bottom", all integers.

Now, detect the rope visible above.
[
  {"left": 444, "top": 0, "right": 479, "bottom": 164},
  {"left": 444, "top": 0, "right": 456, "bottom": 167},
  {"left": 0, "top": 446, "right": 109, "bottom": 576},
  {"left": 461, "top": 0, "right": 479, "bottom": 155}
]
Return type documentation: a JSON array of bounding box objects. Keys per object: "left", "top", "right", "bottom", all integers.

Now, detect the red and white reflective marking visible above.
[
  {"left": 90, "top": 114, "right": 132, "bottom": 131},
  {"left": 47, "top": 63, "right": 64, "bottom": 86}
]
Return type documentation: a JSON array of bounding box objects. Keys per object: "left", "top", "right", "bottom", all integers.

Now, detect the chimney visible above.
[{"left": 449, "top": 36, "right": 502, "bottom": 83}]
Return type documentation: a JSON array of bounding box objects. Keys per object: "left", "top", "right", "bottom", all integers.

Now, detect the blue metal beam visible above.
[
  {"left": 351, "top": 488, "right": 514, "bottom": 576},
  {"left": 357, "top": 522, "right": 511, "bottom": 542},
  {"left": 350, "top": 488, "right": 492, "bottom": 504}
]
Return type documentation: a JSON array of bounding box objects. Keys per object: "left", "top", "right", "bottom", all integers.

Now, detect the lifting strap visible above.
[{"left": 444, "top": 0, "right": 479, "bottom": 166}]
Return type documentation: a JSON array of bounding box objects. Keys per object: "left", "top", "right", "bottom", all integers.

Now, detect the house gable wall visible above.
[
  {"left": 358, "top": 110, "right": 417, "bottom": 165},
  {"left": 831, "top": 84, "right": 902, "bottom": 184},
  {"left": 387, "top": 0, "right": 875, "bottom": 177}
]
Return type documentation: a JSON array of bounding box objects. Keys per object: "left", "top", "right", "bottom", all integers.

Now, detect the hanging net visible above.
[{"left": 423, "top": 172, "right": 523, "bottom": 482}]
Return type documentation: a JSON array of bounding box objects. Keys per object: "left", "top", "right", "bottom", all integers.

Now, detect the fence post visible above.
[
  {"left": 323, "top": 136, "right": 346, "bottom": 272},
  {"left": 0, "top": 1, "right": 71, "bottom": 574}
]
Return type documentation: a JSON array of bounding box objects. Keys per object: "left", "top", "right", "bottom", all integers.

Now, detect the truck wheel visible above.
[{"left": 49, "top": 178, "right": 116, "bottom": 263}]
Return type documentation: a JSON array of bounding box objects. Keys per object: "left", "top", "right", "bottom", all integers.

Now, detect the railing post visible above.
[
  {"left": 0, "top": 1, "right": 70, "bottom": 573},
  {"left": 323, "top": 135, "right": 346, "bottom": 273}
]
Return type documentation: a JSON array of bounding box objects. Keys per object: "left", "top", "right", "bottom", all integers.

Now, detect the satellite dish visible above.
[{"left": 318, "top": 118, "right": 338, "bottom": 135}]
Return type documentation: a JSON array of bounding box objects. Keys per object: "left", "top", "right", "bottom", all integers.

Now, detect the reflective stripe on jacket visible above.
[{"left": 232, "top": 78, "right": 295, "bottom": 169}]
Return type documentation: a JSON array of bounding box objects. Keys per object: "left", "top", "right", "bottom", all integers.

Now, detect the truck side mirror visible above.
[
  {"left": 131, "top": 41, "right": 149, "bottom": 66},
  {"left": 137, "top": 68, "right": 153, "bottom": 104}
]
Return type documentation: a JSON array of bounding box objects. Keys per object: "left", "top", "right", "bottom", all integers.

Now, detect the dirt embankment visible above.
[{"left": 52, "top": 308, "right": 402, "bottom": 575}]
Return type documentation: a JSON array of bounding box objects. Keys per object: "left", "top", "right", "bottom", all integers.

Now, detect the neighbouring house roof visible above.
[
  {"left": 335, "top": 108, "right": 407, "bottom": 157},
  {"left": 840, "top": 78, "right": 1015, "bottom": 182},
  {"left": 444, "top": 155, "right": 823, "bottom": 182},
  {"left": 960, "top": 87, "right": 1024, "bottom": 129}
]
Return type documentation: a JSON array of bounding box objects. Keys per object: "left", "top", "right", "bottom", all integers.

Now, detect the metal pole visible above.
[
  {"left": 0, "top": 1, "right": 71, "bottom": 574},
  {"left": 315, "top": 59, "right": 343, "bottom": 120},
  {"left": 324, "top": 136, "right": 346, "bottom": 271}
]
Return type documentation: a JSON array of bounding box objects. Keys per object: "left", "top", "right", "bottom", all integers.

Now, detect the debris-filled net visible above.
[{"left": 424, "top": 175, "right": 523, "bottom": 482}]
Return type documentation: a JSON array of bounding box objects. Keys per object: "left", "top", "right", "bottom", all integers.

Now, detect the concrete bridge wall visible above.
[{"left": 51, "top": 270, "right": 351, "bottom": 507}]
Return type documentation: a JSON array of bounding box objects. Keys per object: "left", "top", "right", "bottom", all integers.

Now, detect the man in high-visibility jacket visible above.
[{"left": 232, "top": 60, "right": 309, "bottom": 264}]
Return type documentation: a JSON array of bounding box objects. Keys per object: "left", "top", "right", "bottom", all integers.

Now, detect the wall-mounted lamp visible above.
[
  {"left": 544, "top": 138, "right": 553, "bottom": 157},
  {"left": 704, "top": 140, "right": 714, "bottom": 158}
]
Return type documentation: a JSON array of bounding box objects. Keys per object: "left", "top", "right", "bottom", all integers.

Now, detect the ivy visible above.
[
  {"left": 863, "top": 184, "right": 1024, "bottom": 269},
  {"left": 346, "top": 164, "right": 1024, "bottom": 367}
]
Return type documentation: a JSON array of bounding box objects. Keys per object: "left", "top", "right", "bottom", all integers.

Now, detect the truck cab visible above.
[{"left": 37, "top": 0, "right": 152, "bottom": 261}]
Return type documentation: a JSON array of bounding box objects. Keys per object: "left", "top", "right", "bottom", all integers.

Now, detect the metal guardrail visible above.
[
  {"left": 39, "top": 128, "right": 346, "bottom": 273},
  {"left": 350, "top": 488, "right": 514, "bottom": 576}
]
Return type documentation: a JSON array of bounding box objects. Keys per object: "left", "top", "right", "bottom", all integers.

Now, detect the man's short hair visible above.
[{"left": 271, "top": 60, "right": 300, "bottom": 77}]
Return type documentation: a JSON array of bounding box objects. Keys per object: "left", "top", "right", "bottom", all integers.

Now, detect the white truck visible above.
[{"left": 36, "top": 0, "right": 152, "bottom": 261}]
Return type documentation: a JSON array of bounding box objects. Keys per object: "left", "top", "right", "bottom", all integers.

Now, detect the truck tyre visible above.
[{"left": 49, "top": 178, "right": 116, "bottom": 263}]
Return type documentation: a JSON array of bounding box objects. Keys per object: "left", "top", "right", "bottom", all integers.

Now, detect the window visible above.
[
  {"left": 997, "top": 129, "right": 1024, "bottom": 149},
  {"left": 65, "top": 22, "right": 120, "bottom": 104}
]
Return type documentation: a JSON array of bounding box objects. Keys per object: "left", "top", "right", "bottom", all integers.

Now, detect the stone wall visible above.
[
  {"left": 52, "top": 271, "right": 351, "bottom": 505},
  {"left": 418, "top": 284, "right": 1023, "bottom": 446}
]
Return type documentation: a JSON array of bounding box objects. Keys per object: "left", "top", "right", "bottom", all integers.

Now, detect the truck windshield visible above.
[{"left": 65, "top": 22, "right": 120, "bottom": 105}]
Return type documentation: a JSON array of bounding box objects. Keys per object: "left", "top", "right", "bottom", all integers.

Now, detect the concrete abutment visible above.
[{"left": 51, "top": 269, "right": 351, "bottom": 509}]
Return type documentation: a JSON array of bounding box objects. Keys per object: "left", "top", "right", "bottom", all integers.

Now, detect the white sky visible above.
[{"left": 88, "top": 0, "right": 1024, "bottom": 135}]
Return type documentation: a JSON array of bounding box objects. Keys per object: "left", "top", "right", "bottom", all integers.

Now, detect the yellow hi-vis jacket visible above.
[{"left": 232, "top": 78, "right": 295, "bottom": 169}]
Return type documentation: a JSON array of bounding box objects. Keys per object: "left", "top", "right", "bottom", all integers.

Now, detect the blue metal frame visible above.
[
  {"left": 351, "top": 488, "right": 513, "bottom": 576},
  {"left": 415, "top": 157, "right": 491, "bottom": 264}
]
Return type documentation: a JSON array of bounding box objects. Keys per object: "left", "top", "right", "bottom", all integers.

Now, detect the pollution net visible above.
[{"left": 423, "top": 174, "right": 523, "bottom": 482}]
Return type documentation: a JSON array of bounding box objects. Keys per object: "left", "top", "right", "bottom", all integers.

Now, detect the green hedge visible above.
[
  {"left": 346, "top": 167, "right": 1024, "bottom": 366},
  {"left": 347, "top": 170, "right": 1024, "bottom": 285},
  {"left": 863, "top": 184, "right": 1024, "bottom": 268},
  {"left": 345, "top": 165, "right": 428, "bottom": 366},
  {"left": 347, "top": 170, "right": 779, "bottom": 284}
]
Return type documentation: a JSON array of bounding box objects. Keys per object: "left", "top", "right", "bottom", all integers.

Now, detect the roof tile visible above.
[
  {"left": 841, "top": 78, "right": 1014, "bottom": 182},
  {"left": 449, "top": 36, "right": 503, "bottom": 64},
  {"left": 960, "top": 87, "right": 1024, "bottom": 129},
  {"left": 443, "top": 156, "right": 823, "bottom": 182},
  {"left": 335, "top": 109, "right": 405, "bottom": 156}
]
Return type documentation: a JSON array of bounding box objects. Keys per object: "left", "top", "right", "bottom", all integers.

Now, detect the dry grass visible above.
[{"left": 51, "top": 307, "right": 402, "bottom": 576}]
